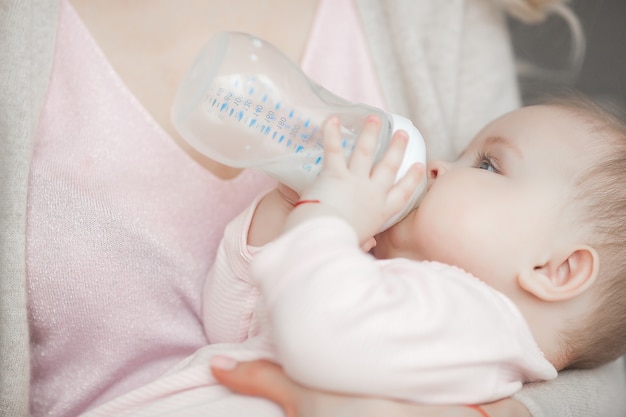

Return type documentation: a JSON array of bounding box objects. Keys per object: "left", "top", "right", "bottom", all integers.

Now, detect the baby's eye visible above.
[
  {"left": 477, "top": 159, "right": 496, "bottom": 172},
  {"left": 474, "top": 152, "right": 500, "bottom": 174}
]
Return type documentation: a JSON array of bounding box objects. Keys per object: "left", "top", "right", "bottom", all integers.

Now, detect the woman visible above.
[{"left": 1, "top": 0, "right": 624, "bottom": 416}]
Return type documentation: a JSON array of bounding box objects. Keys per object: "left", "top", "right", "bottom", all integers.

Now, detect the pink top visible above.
[{"left": 26, "top": 0, "right": 385, "bottom": 416}]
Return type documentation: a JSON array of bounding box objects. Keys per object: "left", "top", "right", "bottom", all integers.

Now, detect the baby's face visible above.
[{"left": 375, "top": 105, "right": 594, "bottom": 294}]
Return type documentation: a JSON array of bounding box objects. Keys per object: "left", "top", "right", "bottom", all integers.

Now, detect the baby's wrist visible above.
[{"left": 283, "top": 199, "right": 339, "bottom": 233}]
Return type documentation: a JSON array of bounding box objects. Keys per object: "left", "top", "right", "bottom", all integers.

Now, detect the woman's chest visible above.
[{"left": 69, "top": 0, "right": 319, "bottom": 176}]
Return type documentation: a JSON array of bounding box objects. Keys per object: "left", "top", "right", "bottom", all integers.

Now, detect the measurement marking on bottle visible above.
[{"left": 205, "top": 88, "right": 325, "bottom": 155}]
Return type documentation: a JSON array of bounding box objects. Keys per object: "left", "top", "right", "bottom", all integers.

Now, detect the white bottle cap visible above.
[{"left": 383, "top": 114, "right": 428, "bottom": 229}]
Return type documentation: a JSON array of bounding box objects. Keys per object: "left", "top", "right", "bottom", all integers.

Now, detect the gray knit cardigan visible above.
[{"left": 1, "top": 1, "right": 624, "bottom": 416}]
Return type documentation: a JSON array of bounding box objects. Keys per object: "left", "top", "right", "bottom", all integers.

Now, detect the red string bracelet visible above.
[
  {"left": 293, "top": 199, "right": 320, "bottom": 208},
  {"left": 465, "top": 404, "right": 490, "bottom": 417}
]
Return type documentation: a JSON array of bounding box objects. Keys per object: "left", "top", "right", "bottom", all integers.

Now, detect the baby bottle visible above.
[{"left": 171, "top": 31, "right": 427, "bottom": 228}]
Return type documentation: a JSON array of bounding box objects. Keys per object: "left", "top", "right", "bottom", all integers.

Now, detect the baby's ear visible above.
[{"left": 518, "top": 245, "right": 599, "bottom": 301}]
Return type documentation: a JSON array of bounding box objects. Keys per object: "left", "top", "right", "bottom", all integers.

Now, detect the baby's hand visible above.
[{"left": 284, "top": 115, "right": 423, "bottom": 245}]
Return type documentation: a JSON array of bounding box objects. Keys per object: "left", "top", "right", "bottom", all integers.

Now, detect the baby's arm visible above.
[
  {"left": 250, "top": 116, "right": 541, "bottom": 403},
  {"left": 203, "top": 185, "right": 296, "bottom": 343},
  {"left": 253, "top": 216, "right": 533, "bottom": 403}
]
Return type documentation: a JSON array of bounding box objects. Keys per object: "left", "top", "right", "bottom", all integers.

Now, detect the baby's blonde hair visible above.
[{"left": 546, "top": 93, "right": 626, "bottom": 369}]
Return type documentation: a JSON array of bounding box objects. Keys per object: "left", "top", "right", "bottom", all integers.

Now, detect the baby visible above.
[
  {"left": 208, "top": 94, "right": 626, "bottom": 402},
  {"left": 84, "top": 95, "right": 626, "bottom": 416}
]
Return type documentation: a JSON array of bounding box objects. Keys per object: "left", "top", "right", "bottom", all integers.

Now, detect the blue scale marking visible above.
[
  {"left": 289, "top": 110, "right": 294, "bottom": 118},
  {"left": 220, "top": 103, "right": 228, "bottom": 112},
  {"left": 315, "top": 156, "right": 322, "bottom": 164}
]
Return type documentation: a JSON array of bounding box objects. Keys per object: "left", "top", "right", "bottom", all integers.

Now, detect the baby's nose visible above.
[
  {"left": 426, "top": 160, "right": 450, "bottom": 189},
  {"left": 427, "top": 160, "right": 449, "bottom": 179}
]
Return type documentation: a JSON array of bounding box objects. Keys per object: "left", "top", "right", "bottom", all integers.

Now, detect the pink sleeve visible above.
[
  {"left": 202, "top": 192, "right": 267, "bottom": 344},
  {"left": 252, "top": 217, "right": 557, "bottom": 405}
]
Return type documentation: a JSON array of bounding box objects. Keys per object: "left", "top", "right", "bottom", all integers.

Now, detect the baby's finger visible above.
[
  {"left": 385, "top": 163, "right": 425, "bottom": 214},
  {"left": 371, "top": 130, "right": 409, "bottom": 189},
  {"left": 321, "top": 117, "right": 347, "bottom": 172},
  {"left": 348, "top": 115, "right": 381, "bottom": 175}
]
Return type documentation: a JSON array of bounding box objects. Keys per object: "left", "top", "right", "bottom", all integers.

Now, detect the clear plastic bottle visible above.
[{"left": 172, "top": 31, "right": 426, "bottom": 228}]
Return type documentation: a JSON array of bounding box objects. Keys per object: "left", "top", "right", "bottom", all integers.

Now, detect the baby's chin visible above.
[{"left": 370, "top": 240, "right": 428, "bottom": 262}]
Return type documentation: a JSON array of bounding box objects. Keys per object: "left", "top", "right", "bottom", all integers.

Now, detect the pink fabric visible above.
[
  {"left": 26, "top": 0, "right": 384, "bottom": 416},
  {"left": 254, "top": 218, "right": 557, "bottom": 404},
  {"left": 81, "top": 203, "right": 556, "bottom": 417},
  {"left": 82, "top": 196, "right": 281, "bottom": 417},
  {"left": 26, "top": 2, "right": 276, "bottom": 417},
  {"left": 301, "top": 0, "right": 386, "bottom": 109}
]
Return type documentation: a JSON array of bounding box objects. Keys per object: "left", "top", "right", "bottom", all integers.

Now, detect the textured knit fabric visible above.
[
  {"left": 80, "top": 195, "right": 281, "bottom": 417},
  {"left": 0, "top": 2, "right": 59, "bottom": 417},
  {"left": 354, "top": 0, "right": 521, "bottom": 161},
  {"left": 80, "top": 204, "right": 556, "bottom": 416},
  {"left": 26, "top": 2, "right": 275, "bottom": 417},
  {"left": 26, "top": 0, "right": 381, "bottom": 416},
  {"left": 2, "top": 0, "right": 625, "bottom": 416}
]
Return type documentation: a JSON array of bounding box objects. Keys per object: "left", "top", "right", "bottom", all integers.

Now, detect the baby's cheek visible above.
[{"left": 415, "top": 200, "right": 489, "bottom": 267}]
